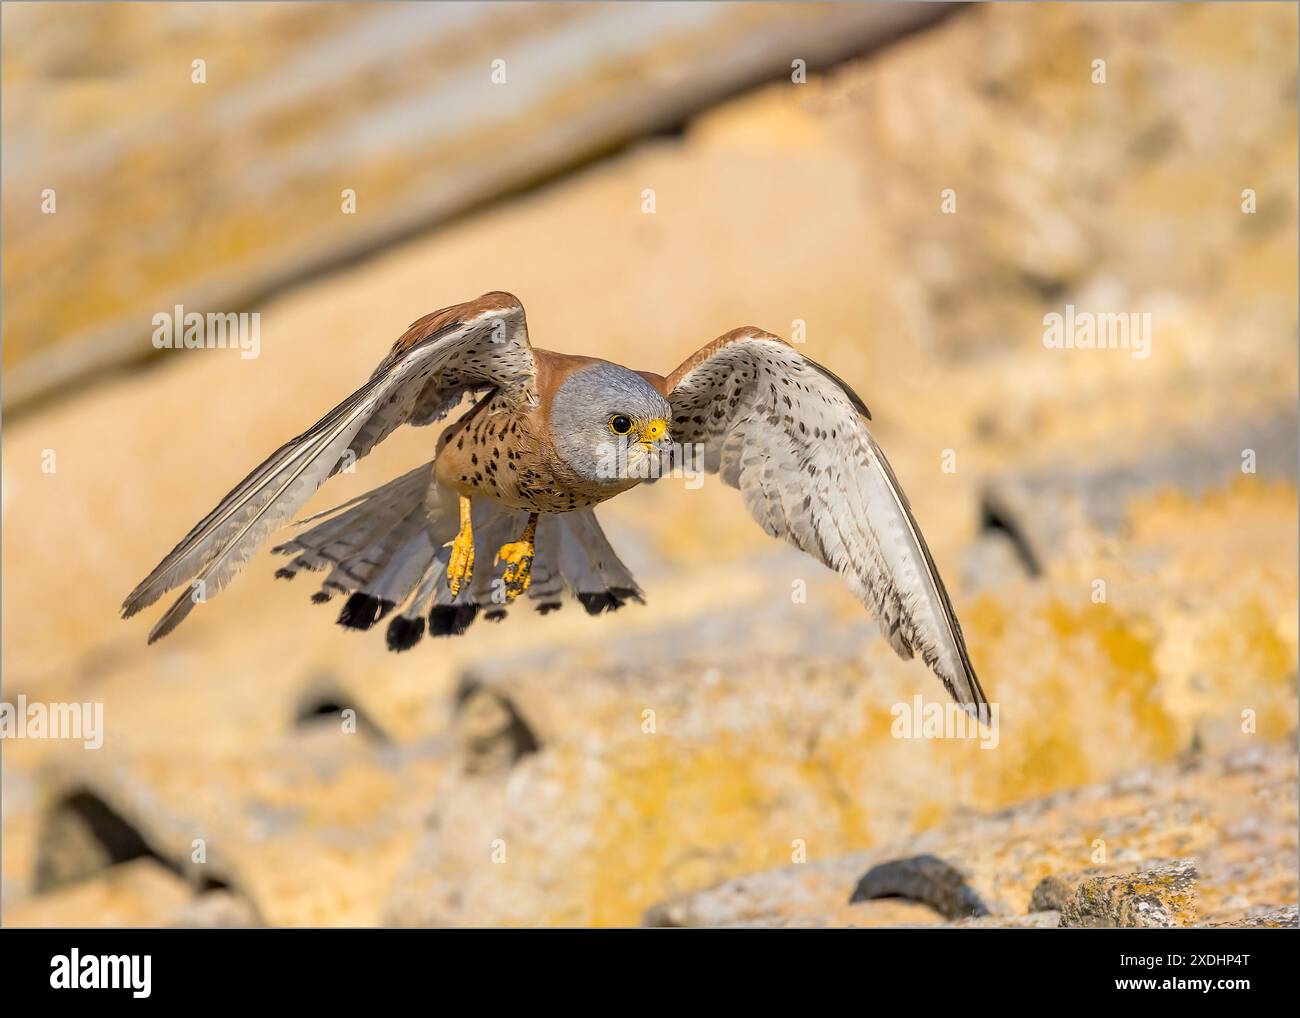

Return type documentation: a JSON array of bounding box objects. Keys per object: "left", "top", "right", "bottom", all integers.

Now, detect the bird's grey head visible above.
[{"left": 550, "top": 362, "right": 673, "bottom": 487}]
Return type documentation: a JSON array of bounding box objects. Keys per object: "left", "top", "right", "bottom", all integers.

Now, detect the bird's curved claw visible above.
[
  {"left": 494, "top": 540, "right": 534, "bottom": 602},
  {"left": 446, "top": 496, "right": 475, "bottom": 595}
]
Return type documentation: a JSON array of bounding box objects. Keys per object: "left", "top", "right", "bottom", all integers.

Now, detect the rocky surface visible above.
[
  {"left": 2, "top": 3, "right": 1296, "bottom": 927},
  {"left": 641, "top": 743, "right": 1296, "bottom": 928},
  {"left": 1, "top": 1, "right": 949, "bottom": 409},
  {"left": 1057, "top": 860, "right": 1198, "bottom": 929},
  {"left": 1210, "top": 907, "right": 1299, "bottom": 929}
]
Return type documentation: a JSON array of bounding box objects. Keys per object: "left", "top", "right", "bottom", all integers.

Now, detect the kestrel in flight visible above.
[{"left": 122, "top": 292, "right": 988, "bottom": 712}]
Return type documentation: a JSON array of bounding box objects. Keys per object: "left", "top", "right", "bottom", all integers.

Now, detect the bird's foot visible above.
[
  {"left": 445, "top": 497, "right": 474, "bottom": 596},
  {"left": 494, "top": 512, "right": 539, "bottom": 603},
  {"left": 494, "top": 539, "right": 534, "bottom": 602}
]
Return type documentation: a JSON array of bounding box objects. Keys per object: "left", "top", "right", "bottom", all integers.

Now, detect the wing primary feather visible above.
[
  {"left": 144, "top": 390, "right": 379, "bottom": 642},
  {"left": 864, "top": 434, "right": 988, "bottom": 711},
  {"left": 663, "top": 331, "right": 988, "bottom": 715},
  {"left": 122, "top": 377, "right": 384, "bottom": 618}
]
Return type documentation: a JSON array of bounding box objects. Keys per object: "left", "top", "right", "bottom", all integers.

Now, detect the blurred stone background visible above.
[{"left": 2, "top": 2, "right": 1296, "bottom": 927}]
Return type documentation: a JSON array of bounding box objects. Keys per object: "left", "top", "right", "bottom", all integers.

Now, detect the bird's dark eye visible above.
[{"left": 608, "top": 414, "right": 634, "bottom": 436}]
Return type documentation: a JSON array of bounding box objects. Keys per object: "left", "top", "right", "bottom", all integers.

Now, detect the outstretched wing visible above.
[
  {"left": 663, "top": 327, "right": 988, "bottom": 713},
  {"left": 122, "top": 291, "right": 535, "bottom": 642}
]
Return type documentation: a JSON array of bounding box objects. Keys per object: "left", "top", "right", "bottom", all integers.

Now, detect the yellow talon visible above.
[
  {"left": 495, "top": 513, "right": 538, "bottom": 603},
  {"left": 446, "top": 496, "right": 474, "bottom": 596}
]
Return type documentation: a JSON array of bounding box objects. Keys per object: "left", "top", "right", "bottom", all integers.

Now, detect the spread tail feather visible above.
[{"left": 272, "top": 476, "right": 644, "bottom": 650}]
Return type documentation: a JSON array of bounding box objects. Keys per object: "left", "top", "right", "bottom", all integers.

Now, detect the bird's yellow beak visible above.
[{"left": 639, "top": 418, "right": 668, "bottom": 444}]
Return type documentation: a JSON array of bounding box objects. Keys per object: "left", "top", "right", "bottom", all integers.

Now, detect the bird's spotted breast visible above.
[{"left": 434, "top": 392, "right": 607, "bottom": 513}]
